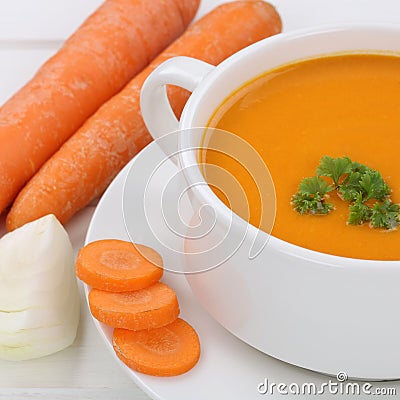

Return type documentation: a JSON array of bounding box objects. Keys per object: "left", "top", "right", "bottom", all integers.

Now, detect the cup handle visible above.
[{"left": 140, "top": 56, "right": 215, "bottom": 141}]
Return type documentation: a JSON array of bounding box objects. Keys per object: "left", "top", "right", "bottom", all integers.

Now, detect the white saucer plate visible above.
[{"left": 86, "top": 146, "right": 400, "bottom": 400}]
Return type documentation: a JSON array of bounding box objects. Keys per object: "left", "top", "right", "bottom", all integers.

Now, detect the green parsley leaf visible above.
[
  {"left": 359, "top": 170, "right": 390, "bottom": 202},
  {"left": 292, "top": 192, "right": 333, "bottom": 215},
  {"left": 292, "top": 177, "right": 334, "bottom": 215},
  {"left": 316, "top": 156, "right": 353, "bottom": 186},
  {"left": 371, "top": 200, "right": 400, "bottom": 230},
  {"left": 350, "top": 161, "right": 369, "bottom": 175},
  {"left": 299, "top": 176, "right": 333, "bottom": 196},
  {"left": 348, "top": 193, "right": 372, "bottom": 225},
  {"left": 339, "top": 171, "right": 362, "bottom": 202}
]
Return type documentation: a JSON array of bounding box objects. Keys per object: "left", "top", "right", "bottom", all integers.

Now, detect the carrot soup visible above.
[{"left": 203, "top": 54, "right": 400, "bottom": 260}]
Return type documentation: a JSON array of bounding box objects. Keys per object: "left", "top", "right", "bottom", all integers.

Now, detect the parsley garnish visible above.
[
  {"left": 292, "top": 156, "right": 399, "bottom": 230},
  {"left": 291, "top": 177, "right": 333, "bottom": 215},
  {"left": 348, "top": 193, "right": 372, "bottom": 225},
  {"left": 316, "top": 156, "right": 352, "bottom": 186},
  {"left": 338, "top": 171, "right": 363, "bottom": 201},
  {"left": 371, "top": 200, "right": 400, "bottom": 230},
  {"left": 359, "top": 170, "right": 390, "bottom": 202}
]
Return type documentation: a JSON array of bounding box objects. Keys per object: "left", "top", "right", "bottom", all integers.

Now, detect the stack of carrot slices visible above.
[{"left": 76, "top": 239, "right": 200, "bottom": 376}]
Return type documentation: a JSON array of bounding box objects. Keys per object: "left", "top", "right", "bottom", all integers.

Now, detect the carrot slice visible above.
[
  {"left": 7, "top": 1, "right": 282, "bottom": 231},
  {"left": 113, "top": 318, "right": 200, "bottom": 376},
  {"left": 0, "top": 0, "right": 200, "bottom": 215},
  {"left": 76, "top": 239, "right": 163, "bottom": 292},
  {"left": 88, "top": 282, "right": 179, "bottom": 331}
]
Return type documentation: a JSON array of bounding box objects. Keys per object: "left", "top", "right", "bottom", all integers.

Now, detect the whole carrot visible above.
[
  {"left": 6, "top": 1, "right": 282, "bottom": 231},
  {"left": 0, "top": 0, "right": 200, "bottom": 214}
]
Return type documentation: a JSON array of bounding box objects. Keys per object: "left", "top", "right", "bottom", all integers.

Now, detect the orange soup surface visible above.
[{"left": 204, "top": 54, "right": 400, "bottom": 260}]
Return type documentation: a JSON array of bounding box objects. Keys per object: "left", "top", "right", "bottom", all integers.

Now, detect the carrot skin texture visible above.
[
  {"left": 0, "top": 0, "right": 200, "bottom": 214},
  {"left": 6, "top": 1, "right": 282, "bottom": 230},
  {"left": 113, "top": 318, "right": 201, "bottom": 376},
  {"left": 88, "top": 282, "right": 180, "bottom": 331}
]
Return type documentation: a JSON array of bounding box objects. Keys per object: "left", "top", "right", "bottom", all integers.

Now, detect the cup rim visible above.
[{"left": 179, "top": 23, "right": 400, "bottom": 267}]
